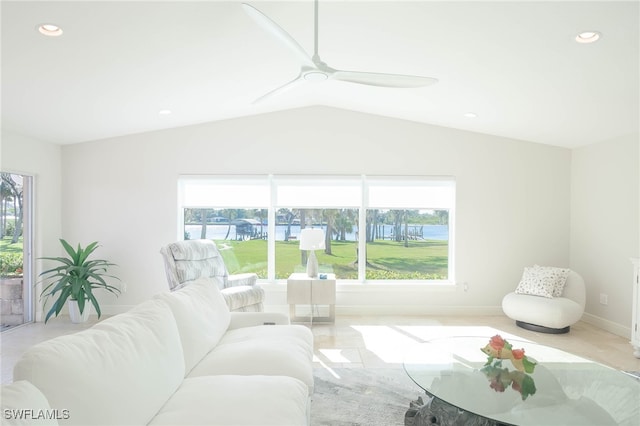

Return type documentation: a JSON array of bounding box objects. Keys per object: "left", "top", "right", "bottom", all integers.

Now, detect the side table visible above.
[{"left": 287, "top": 273, "right": 336, "bottom": 324}]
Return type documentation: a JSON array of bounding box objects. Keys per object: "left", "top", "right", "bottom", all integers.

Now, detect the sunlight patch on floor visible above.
[
  {"left": 347, "top": 324, "right": 541, "bottom": 365},
  {"left": 350, "top": 325, "right": 422, "bottom": 363},
  {"left": 317, "top": 349, "right": 352, "bottom": 363},
  {"left": 397, "top": 325, "right": 530, "bottom": 343},
  {"left": 312, "top": 356, "right": 341, "bottom": 379}
]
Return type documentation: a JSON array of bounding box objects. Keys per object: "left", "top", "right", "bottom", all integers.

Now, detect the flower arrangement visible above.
[
  {"left": 480, "top": 364, "right": 537, "bottom": 400},
  {"left": 479, "top": 335, "right": 538, "bottom": 400},
  {"left": 480, "top": 335, "right": 537, "bottom": 373}
]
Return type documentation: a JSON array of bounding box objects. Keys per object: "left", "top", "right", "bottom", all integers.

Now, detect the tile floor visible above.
[
  {"left": 309, "top": 315, "right": 640, "bottom": 373},
  {"left": 2, "top": 314, "right": 639, "bottom": 385}
]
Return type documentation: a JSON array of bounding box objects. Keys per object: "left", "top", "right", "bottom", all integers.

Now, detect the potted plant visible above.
[{"left": 39, "top": 239, "right": 120, "bottom": 323}]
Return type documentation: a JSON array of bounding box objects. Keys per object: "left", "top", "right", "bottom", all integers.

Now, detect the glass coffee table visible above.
[{"left": 404, "top": 337, "right": 640, "bottom": 426}]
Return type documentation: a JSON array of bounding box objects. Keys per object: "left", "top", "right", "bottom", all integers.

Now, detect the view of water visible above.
[{"left": 184, "top": 224, "right": 449, "bottom": 241}]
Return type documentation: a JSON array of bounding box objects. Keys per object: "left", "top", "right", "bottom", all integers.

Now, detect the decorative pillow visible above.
[
  {"left": 535, "top": 265, "right": 570, "bottom": 297},
  {"left": 515, "top": 265, "right": 571, "bottom": 298},
  {"left": 515, "top": 266, "right": 556, "bottom": 298}
]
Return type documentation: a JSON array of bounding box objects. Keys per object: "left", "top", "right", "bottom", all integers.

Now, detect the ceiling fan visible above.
[{"left": 242, "top": 0, "right": 438, "bottom": 103}]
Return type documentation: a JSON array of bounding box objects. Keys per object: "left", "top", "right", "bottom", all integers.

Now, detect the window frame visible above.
[{"left": 178, "top": 175, "right": 455, "bottom": 284}]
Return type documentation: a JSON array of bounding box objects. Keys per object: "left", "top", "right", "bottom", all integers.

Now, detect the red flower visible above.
[
  {"left": 489, "top": 378, "right": 506, "bottom": 392},
  {"left": 489, "top": 335, "right": 505, "bottom": 350},
  {"left": 512, "top": 348, "right": 525, "bottom": 360}
]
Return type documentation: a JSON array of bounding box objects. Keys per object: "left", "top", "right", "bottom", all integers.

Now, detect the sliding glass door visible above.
[{"left": 1, "top": 173, "right": 33, "bottom": 330}]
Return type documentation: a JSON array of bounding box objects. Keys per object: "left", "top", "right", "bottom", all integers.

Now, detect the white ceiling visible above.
[{"left": 2, "top": 0, "right": 638, "bottom": 147}]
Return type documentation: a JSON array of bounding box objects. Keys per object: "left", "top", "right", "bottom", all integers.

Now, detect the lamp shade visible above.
[{"left": 299, "top": 228, "right": 325, "bottom": 251}]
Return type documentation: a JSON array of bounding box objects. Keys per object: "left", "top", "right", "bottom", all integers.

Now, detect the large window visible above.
[{"left": 179, "top": 175, "right": 455, "bottom": 283}]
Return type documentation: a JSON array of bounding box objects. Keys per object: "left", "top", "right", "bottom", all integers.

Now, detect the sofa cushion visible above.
[
  {"left": 13, "top": 299, "right": 185, "bottom": 426},
  {"left": 188, "top": 325, "right": 314, "bottom": 393},
  {"left": 221, "top": 324, "right": 313, "bottom": 356},
  {"left": 502, "top": 292, "right": 584, "bottom": 329},
  {"left": 1, "top": 381, "right": 58, "bottom": 426},
  {"left": 155, "top": 278, "right": 231, "bottom": 374},
  {"left": 149, "top": 375, "right": 308, "bottom": 426}
]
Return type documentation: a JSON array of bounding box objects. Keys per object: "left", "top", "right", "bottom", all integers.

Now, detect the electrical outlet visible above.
[{"left": 599, "top": 293, "right": 608, "bottom": 305}]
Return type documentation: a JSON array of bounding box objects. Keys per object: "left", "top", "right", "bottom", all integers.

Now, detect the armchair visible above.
[
  {"left": 502, "top": 268, "right": 586, "bottom": 334},
  {"left": 160, "top": 239, "right": 264, "bottom": 312}
]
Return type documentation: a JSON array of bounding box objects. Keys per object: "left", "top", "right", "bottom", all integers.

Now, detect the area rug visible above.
[{"left": 310, "top": 368, "right": 422, "bottom": 426}]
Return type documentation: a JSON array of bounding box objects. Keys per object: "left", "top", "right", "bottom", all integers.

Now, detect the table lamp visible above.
[{"left": 299, "top": 228, "right": 325, "bottom": 278}]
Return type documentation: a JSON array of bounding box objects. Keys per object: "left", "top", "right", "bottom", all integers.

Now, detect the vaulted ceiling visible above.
[{"left": 2, "top": 0, "right": 638, "bottom": 147}]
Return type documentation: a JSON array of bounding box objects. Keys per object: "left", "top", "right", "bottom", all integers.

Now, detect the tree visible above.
[
  {"left": 323, "top": 209, "right": 338, "bottom": 255},
  {"left": 278, "top": 208, "right": 297, "bottom": 242},
  {"left": 1, "top": 174, "right": 22, "bottom": 243},
  {"left": 220, "top": 209, "right": 240, "bottom": 240},
  {"left": 391, "top": 210, "right": 404, "bottom": 242},
  {"left": 334, "top": 209, "right": 356, "bottom": 241},
  {"left": 366, "top": 209, "right": 379, "bottom": 242},
  {"left": 197, "top": 209, "right": 206, "bottom": 239},
  {"left": 403, "top": 210, "right": 409, "bottom": 248},
  {"left": 434, "top": 210, "right": 449, "bottom": 225},
  {"left": 0, "top": 181, "right": 12, "bottom": 237}
]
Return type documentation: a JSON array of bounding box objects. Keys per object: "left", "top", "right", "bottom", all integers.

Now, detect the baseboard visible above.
[
  {"left": 260, "top": 304, "right": 504, "bottom": 317},
  {"left": 581, "top": 312, "right": 631, "bottom": 339}
]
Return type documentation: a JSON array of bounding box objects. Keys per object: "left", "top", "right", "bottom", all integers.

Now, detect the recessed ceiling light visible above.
[
  {"left": 575, "top": 31, "right": 600, "bottom": 44},
  {"left": 37, "top": 23, "right": 63, "bottom": 37},
  {"left": 464, "top": 112, "right": 478, "bottom": 118},
  {"left": 158, "top": 109, "right": 172, "bottom": 116}
]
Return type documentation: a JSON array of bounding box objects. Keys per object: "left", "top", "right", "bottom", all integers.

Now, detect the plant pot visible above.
[{"left": 68, "top": 299, "right": 91, "bottom": 323}]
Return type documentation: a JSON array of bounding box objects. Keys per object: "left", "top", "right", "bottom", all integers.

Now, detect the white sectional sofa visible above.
[{"left": 2, "top": 279, "right": 314, "bottom": 425}]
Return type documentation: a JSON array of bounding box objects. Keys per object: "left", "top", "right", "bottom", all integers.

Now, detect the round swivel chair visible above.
[{"left": 502, "top": 270, "right": 586, "bottom": 334}]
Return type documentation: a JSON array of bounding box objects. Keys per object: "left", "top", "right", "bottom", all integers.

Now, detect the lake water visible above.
[{"left": 185, "top": 224, "right": 449, "bottom": 241}]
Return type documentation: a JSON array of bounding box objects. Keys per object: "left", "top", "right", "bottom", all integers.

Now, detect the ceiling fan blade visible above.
[
  {"left": 252, "top": 74, "right": 305, "bottom": 104},
  {"left": 331, "top": 70, "right": 438, "bottom": 88},
  {"left": 242, "top": 3, "right": 315, "bottom": 69}
]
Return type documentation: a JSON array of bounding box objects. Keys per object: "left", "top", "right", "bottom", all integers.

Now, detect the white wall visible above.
[
  {"left": 60, "top": 106, "right": 571, "bottom": 316},
  {"left": 1, "top": 130, "right": 62, "bottom": 320},
  {"left": 570, "top": 133, "right": 640, "bottom": 336}
]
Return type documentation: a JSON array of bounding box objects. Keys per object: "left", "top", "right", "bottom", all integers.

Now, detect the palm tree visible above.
[
  {"left": 322, "top": 209, "right": 338, "bottom": 255},
  {"left": 1, "top": 174, "right": 22, "bottom": 243},
  {"left": 334, "top": 209, "right": 356, "bottom": 241},
  {"left": 278, "top": 208, "right": 296, "bottom": 241},
  {"left": 391, "top": 210, "right": 403, "bottom": 242},
  {"left": 199, "top": 208, "right": 209, "bottom": 239},
  {"left": 435, "top": 210, "right": 449, "bottom": 225}
]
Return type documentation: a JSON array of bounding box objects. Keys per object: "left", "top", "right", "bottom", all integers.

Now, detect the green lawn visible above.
[
  {"left": 0, "top": 236, "right": 23, "bottom": 253},
  {"left": 215, "top": 238, "right": 448, "bottom": 280}
]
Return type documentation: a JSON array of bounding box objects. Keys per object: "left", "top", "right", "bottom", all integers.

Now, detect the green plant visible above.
[
  {"left": 39, "top": 239, "right": 120, "bottom": 323},
  {"left": 4, "top": 221, "right": 15, "bottom": 237},
  {"left": 0, "top": 252, "right": 23, "bottom": 277}
]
